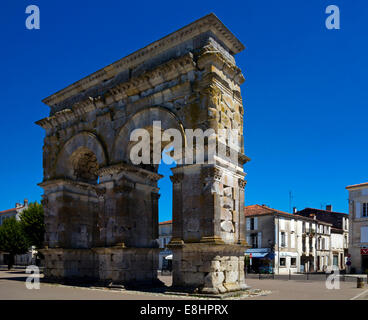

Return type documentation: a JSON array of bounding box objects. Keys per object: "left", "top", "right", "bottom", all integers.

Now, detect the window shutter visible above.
[
  {"left": 257, "top": 232, "right": 262, "bottom": 248},
  {"left": 279, "top": 231, "right": 282, "bottom": 246},
  {"left": 280, "top": 218, "right": 285, "bottom": 230},
  {"left": 356, "top": 202, "right": 361, "bottom": 218},
  {"left": 361, "top": 226, "right": 368, "bottom": 243},
  {"left": 246, "top": 218, "right": 251, "bottom": 230},
  {"left": 254, "top": 217, "right": 258, "bottom": 230},
  {"left": 285, "top": 232, "right": 288, "bottom": 247},
  {"left": 291, "top": 234, "right": 295, "bottom": 248}
]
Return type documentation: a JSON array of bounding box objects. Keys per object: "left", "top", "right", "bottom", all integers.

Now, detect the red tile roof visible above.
[
  {"left": 346, "top": 182, "right": 368, "bottom": 190},
  {"left": 244, "top": 204, "right": 332, "bottom": 225},
  {"left": 244, "top": 204, "right": 293, "bottom": 217},
  {"left": 0, "top": 208, "right": 17, "bottom": 215},
  {"left": 159, "top": 220, "right": 172, "bottom": 225}
]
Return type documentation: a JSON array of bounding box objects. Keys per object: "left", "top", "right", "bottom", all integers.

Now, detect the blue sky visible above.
[{"left": 0, "top": 1, "right": 367, "bottom": 222}]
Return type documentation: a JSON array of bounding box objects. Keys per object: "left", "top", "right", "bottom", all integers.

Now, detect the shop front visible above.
[{"left": 245, "top": 248, "right": 273, "bottom": 273}]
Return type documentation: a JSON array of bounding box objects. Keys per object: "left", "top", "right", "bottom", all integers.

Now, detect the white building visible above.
[
  {"left": 244, "top": 205, "right": 334, "bottom": 274},
  {"left": 0, "top": 199, "right": 28, "bottom": 226},
  {"left": 346, "top": 182, "right": 368, "bottom": 273},
  {"left": 158, "top": 220, "right": 172, "bottom": 270},
  {"left": 296, "top": 206, "right": 349, "bottom": 271},
  {"left": 0, "top": 199, "right": 34, "bottom": 266}
]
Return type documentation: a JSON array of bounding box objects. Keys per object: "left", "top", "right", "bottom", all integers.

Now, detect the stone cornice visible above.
[
  {"left": 35, "top": 53, "right": 196, "bottom": 129},
  {"left": 98, "top": 163, "right": 163, "bottom": 182},
  {"left": 38, "top": 178, "right": 97, "bottom": 192},
  {"left": 106, "top": 52, "right": 196, "bottom": 102},
  {"left": 197, "top": 44, "right": 245, "bottom": 86},
  {"left": 42, "top": 13, "right": 244, "bottom": 108}
]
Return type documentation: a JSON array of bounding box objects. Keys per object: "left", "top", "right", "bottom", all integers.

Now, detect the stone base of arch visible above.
[
  {"left": 40, "top": 247, "right": 162, "bottom": 287},
  {"left": 170, "top": 243, "right": 249, "bottom": 294}
]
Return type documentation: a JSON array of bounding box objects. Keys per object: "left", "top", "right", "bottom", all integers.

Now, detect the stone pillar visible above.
[
  {"left": 169, "top": 164, "right": 249, "bottom": 294},
  {"left": 39, "top": 179, "right": 99, "bottom": 281},
  {"left": 93, "top": 163, "right": 162, "bottom": 286}
]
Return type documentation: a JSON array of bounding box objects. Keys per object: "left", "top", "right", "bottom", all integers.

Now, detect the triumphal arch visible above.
[{"left": 37, "top": 13, "right": 250, "bottom": 294}]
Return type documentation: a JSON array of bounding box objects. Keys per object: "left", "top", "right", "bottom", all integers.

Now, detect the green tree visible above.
[
  {"left": 0, "top": 217, "right": 29, "bottom": 269},
  {"left": 19, "top": 202, "right": 45, "bottom": 249}
]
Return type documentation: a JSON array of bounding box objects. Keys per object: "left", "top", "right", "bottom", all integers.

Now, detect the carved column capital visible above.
[
  {"left": 238, "top": 179, "right": 247, "bottom": 190},
  {"left": 202, "top": 166, "right": 222, "bottom": 182}
]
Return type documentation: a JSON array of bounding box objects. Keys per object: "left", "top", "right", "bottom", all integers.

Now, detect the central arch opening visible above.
[{"left": 157, "top": 145, "right": 176, "bottom": 287}]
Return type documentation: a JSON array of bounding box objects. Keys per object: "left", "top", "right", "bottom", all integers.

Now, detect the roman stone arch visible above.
[
  {"left": 55, "top": 131, "right": 107, "bottom": 181},
  {"left": 112, "top": 106, "right": 186, "bottom": 166},
  {"left": 37, "top": 14, "right": 250, "bottom": 293}
]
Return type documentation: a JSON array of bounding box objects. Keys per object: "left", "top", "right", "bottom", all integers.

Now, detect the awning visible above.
[
  {"left": 165, "top": 254, "right": 173, "bottom": 260},
  {"left": 247, "top": 252, "right": 268, "bottom": 258}
]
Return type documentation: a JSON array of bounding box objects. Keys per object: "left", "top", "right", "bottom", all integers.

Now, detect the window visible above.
[
  {"left": 280, "top": 218, "right": 285, "bottom": 230},
  {"left": 250, "top": 233, "right": 258, "bottom": 248},
  {"left": 305, "top": 222, "right": 310, "bottom": 233},
  {"left": 280, "top": 258, "right": 286, "bottom": 267},
  {"left": 363, "top": 203, "right": 368, "bottom": 217},
  {"left": 281, "top": 232, "right": 286, "bottom": 247},
  {"left": 291, "top": 258, "right": 297, "bottom": 267},
  {"left": 257, "top": 232, "right": 262, "bottom": 248},
  {"left": 344, "top": 235, "right": 348, "bottom": 247},
  {"left": 290, "top": 219, "right": 295, "bottom": 232},
  {"left": 250, "top": 218, "right": 258, "bottom": 230},
  {"left": 361, "top": 226, "right": 368, "bottom": 243},
  {"left": 333, "top": 255, "right": 338, "bottom": 267},
  {"left": 247, "top": 217, "right": 258, "bottom": 230},
  {"left": 250, "top": 218, "right": 255, "bottom": 230},
  {"left": 290, "top": 234, "right": 295, "bottom": 248}
]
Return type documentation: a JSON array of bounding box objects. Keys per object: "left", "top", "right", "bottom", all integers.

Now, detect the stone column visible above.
[
  {"left": 169, "top": 164, "right": 249, "bottom": 294},
  {"left": 39, "top": 179, "right": 99, "bottom": 281},
  {"left": 93, "top": 163, "right": 162, "bottom": 286}
]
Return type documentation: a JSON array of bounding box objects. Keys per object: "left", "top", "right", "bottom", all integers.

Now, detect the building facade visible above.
[
  {"left": 244, "top": 205, "right": 335, "bottom": 274},
  {"left": 346, "top": 182, "right": 368, "bottom": 273},
  {"left": 0, "top": 199, "right": 28, "bottom": 226},
  {"left": 296, "top": 206, "right": 349, "bottom": 271},
  {"left": 0, "top": 199, "right": 33, "bottom": 266},
  {"left": 158, "top": 220, "right": 172, "bottom": 270}
]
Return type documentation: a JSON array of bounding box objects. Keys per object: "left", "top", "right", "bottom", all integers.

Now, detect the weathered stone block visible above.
[
  {"left": 225, "top": 270, "right": 238, "bottom": 283},
  {"left": 221, "top": 208, "right": 233, "bottom": 221},
  {"left": 221, "top": 220, "right": 234, "bottom": 232}
]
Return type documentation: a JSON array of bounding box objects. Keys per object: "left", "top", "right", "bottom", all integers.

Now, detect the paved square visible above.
[{"left": 0, "top": 267, "right": 367, "bottom": 300}]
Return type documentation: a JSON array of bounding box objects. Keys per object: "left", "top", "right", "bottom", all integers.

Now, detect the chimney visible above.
[
  {"left": 24, "top": 199, "right": 29, "bottom": 207},
  {"left": 326, "top": 205, "right": 332, "bottom": 212},
  {"left": 293, "top": 207, "right": 297, "bottom": 214}
]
